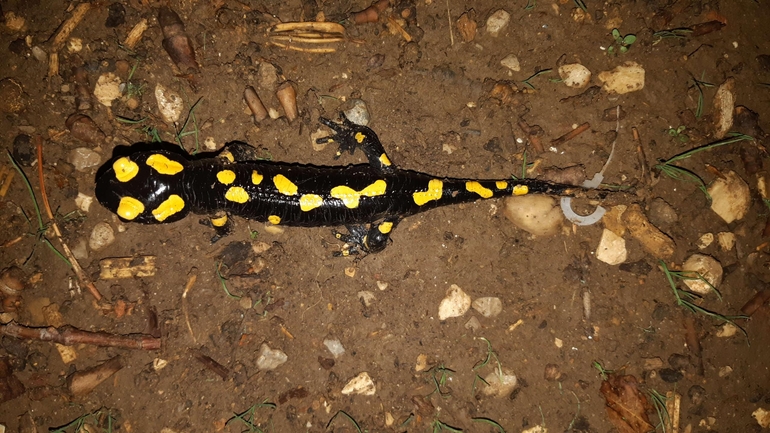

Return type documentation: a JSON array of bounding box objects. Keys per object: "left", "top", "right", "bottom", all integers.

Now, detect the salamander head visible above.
[{"left": 95, "top": 150, "right": 191, "bottom": 224}]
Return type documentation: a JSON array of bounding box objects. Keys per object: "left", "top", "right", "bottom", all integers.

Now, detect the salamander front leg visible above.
[
  {"left": 200, "top": 212, "right": 233, "bottom": 243},
  {"left": 317, "top": 113, "right": 396, "bottom": 175}
]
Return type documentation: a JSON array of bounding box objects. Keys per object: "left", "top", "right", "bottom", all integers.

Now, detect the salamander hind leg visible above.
[
  {"left": 317, "top": 113, "right": 396, "bottom": 175},
  {"left": 200, "top": 212, "right": 233, "bottom": 243},
  {"left": 218, "top": 141, "right": 263, "bottom": 163},
  {"left": 332, "top": 217, "right": 399, "bottom": 256}
]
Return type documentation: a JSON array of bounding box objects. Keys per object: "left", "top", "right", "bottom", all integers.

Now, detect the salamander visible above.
[{"left": 95, "top": 114, "right": 608, "bottom": 254}]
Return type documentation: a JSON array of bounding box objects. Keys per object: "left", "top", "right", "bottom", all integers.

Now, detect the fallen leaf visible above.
[{"left": 600, "top": 374, "right": 654, "bottom": 433}]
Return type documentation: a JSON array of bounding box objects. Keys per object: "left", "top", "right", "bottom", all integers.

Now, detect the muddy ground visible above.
[{"left": 1, "top": 0, "right": 769, "bottom": 432}]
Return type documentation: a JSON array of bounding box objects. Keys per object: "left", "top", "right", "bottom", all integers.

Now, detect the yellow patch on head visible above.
[
  {"left": 225, "top": 186, "right": 249, "bottom": 203},
  {"left": 210, "top": 215, "right": 228, "bottom": 227},
  {"left": 268, "top": 215, "right": 281, "bottom": 225},
  {"left": 413, "top": 179, "right": 444, "bottom": 206},
  {"left": 252, "top": 170, "right": 263, "bottom": 185},
  {"left": 146, "top": 154, "right": 184, "bottom": 175},
  {"left": 217, "top": 169, "right": 236, "bottom": 185},
  {"left": 378, "top": 221, "right": 393, "bottom": 234},
  {"left": 513, "top": 185, "right": 529, "bottom": 195},
  {"left": 496, "top": 181, "right": 508, "bottom": 190},
  {"left": 117, "top": 196, "right": 145, "bottom": 220},
  {"left": 354, "top": 132, "right": 366, "bottom": 143},
  {"left": 379, "top": 153, "right": 392, "bottom": 166},
  {"left": 299, "top": 194, "right": 324, "bottom": 212},
  {"left": 113, "top": 157, "right": 139, "bottom": 182},
  {"left": 221, "top": 150, "right": 235, "bottom": 163},
  {"left": 273, "top": 174, "right": 298, "bottom": 195},
  {"left": 330, "top": 180, "right": 387, "bottom": 209},
  {"left": 466, "top": 181, "right": 494, "bottom": 199},
  {"left": 152, "top": 194, "right": 185, "bottom": 222}
]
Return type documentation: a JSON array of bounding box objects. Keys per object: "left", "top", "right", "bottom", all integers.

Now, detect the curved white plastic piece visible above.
[{"left": 560, "top": 197, "right": 606, "bottom": 226}]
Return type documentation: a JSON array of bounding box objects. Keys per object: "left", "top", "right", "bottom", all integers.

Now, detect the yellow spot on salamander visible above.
[
  {"left": 217, "top": 169, "right": 236, "bottom": 185},
  {"left": 330, "top": 180, "right": 387, "bottom": 209},
  {"left": 496, "top": 181, "right": 508, "bottom": 190},
  {"left": 379, "top": 153, "right": 392, "bottom": 166},
  {"left": 225, "top": 186, "right": 249, "bottom": 203},
  {"left": 252, "top": 170, "right": 263, "bottom": 185},
  {"left": 273, "top": 174, "right": 298, "bottom": 195},
  {"left": 117, "top": 196, "right": 144, "bottom": 220},
  {"left": 378, "top": 221, "right": 393, "bottom": 234},
  {"left": 221, "top": 150, "right": 235, "bottom": 163},
  {"left": 152, "top": 194, "right": 185, "bottom": 222},
  {"left": 513, "top": 185, "right": 529, "bottom": 195},
  {"left": 413, "top": 179, "right": 444, "bottom": 206},
  {"left": 355, "top": 132, "right": 366, "bottom": 143},
  {"left": 466, "top": 181, "right": 494, "bottom": 199},
  {"left": 146, "top": 154, "right": 184, "bottom": 175},
  {"left": 300, "top": 194, "right": 324, "bottom": 212},
  {"left": 113, "top": 157, "right": 139, "bottom": 182},
  {"left": 268, "top": 215, "right": 281, "bottom": 225},
  {"left": 211, "top": 215, "right": 228, "bottom": 227}
]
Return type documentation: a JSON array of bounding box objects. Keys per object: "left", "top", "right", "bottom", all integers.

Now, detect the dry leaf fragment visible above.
[{"left": 600, "top": 374, "right": 654, "bottom": 433}]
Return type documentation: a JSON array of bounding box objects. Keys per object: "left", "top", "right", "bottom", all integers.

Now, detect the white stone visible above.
[
  {"left": 67, "top": 37, "right": 83, "bottom": 53},
  {"left": 155, "top": 84, "right": 184, "bottom": 123},
  {"left": 323, "top": 339, "right": 345, "bottom": 358},
  {"left": 717, "top": 232, "right": 736, "bottom": 251},
  {"left": 75, "top": 192, "right": 93, "bottom": 213},
  {"left": 708, "top": 171, "right": 750, "bottom": 224},
  {"left": 357, "top": 291, "right": 375, "bottom": 307},
  {"left": 69, "top": 147, "right": 102, "bottom": 172},
  {"left": 500, "top": 54, "right": 521, "bottom": 72},
  {"left": 597, "top": 61, "right": 645, "bottom": 94},
  {"left": 341, "top": 372, "right": 376, "bottom": 396},
  {"left": 753, "top": 407, "right": 770, "bottom": 428},
  {"left": 558, "top": 63, "right": 591, "bottom": 88},
  {"left": 503, "top": 195, "right": 563, "bottom": 236},
  {"left": 485, "top": 9, "right": 510, "bottom": 37},
  {"left": 93, "top": 73, "right": 122, "bottom": 107},
  {"left": 471, "top": 297, "right": 503, "bottom": 318},
  {"left": 681, "top": 254, "right": 723, "bottom": 295},
  {"left": 697, "top": 233, "right": 714, "bottom": 249},
  {"left": 713, "top": 78, "right": 735, "bottom": 139},
  {"left": 716, "top": 323, "right": 737, "bottom": 338},
  {"left": 438, "top": 284, "right": 471, "bottom": 320},
  {"left": 89, "top": 222, "right": 115, "bottom": 251},
  {"left": 480, "top": 369, "right": 517, "bottom": 398},
  {"left": 256, "top": 343, "right": 287, "bottom": 370},
  {"left": 595, "top": 229, "right": 627, "bottom": 265}
]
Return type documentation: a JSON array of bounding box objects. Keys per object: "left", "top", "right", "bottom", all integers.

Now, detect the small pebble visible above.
[
  {"left": 471, "top": 297, "right": 502, "bottom": 318},
  {"left": 718, "top": 365, "right": 733, "bottom": 377},
  {"left": 642, "top": 357, "right": 664, "bottom": 371},
  {"left": 688, "top": 385, "right": 706, "bottom": 406},
  {"left": 658, "top": 368, "right": 683, "bottom": 383},
  {"left": 69, "top": 147, "right": 102, "bottom": 172},
  {"left": 341, "top": 372, "right": 376, "bottom": 395},
  {"left": 480, "top": 369, "right": 517, "bottom": 397},
  {"left": 155, "top": 84, "right": 184, "bottom": 123},
  {"left": 256, "top": 343, "right": 287, "bottom": 370},
  {"left": 31, "top": 46, "right": 47, "bottom": 62},
  {"left": 343, "top": 99, "right": 370, "bottom": 126},
  {"left": 74, "top": 193, "right": 93, "bottom": 212},
  {"left": 500, "top": 54, "right": 520, "bottom": 72},
  {"left": 543, "top": 363, "right": 562, "bottom": 381},
  {"left": 12, "top": 134, "right": 34, "bottom": 166},
  {"left": 0, "top": 78, "right": 25, "bottom": 113},
  {"left": 485, "top": 9, "right": 510, "bottom": 37},
  {"left": 464, "top": 316, "right": 481, "bottom": 332},
  {"left": 323, "top": 339, "right": 345, "bottom": 358},
  {"left": 93, "top": 72, "right": 122, "bottom": 107},
  {"left": 357, "top": 291, "right": 375, "bottom": 307},
  {"left": 668, "top": 353, "right": 690, "bottom": 370},
  {"left": 438, "top": 284, "right": 471, "bottom": 320},
  {"left": 88, "top": 222, "right": 115, "bottom": 251}
]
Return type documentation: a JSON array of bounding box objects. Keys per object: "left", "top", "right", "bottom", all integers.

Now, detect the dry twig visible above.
[{"left": 1, "top": 322, "right": 161, "bottom": 350}]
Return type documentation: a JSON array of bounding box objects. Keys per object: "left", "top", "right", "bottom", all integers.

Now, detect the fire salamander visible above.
[{"left": 95, "top": 114, "right": 606, "bottom": 255}]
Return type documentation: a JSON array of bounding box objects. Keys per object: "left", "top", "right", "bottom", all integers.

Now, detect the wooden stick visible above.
[
  {"left": 1, "top": 322, "right": 161, "bottom": 350},
  {"left": 48, "top": 3, "right": 92, "bottom": 77},
  {"left": 551, "top": 122, "right": 590, "bottom": 147},
  {"left": 191, "top": 349, "right": 229, "bottom": 380},
  {"left": 36, "top": 136, "right": 103, "bottom": 302},
  {"left": 182, "top": 271, "right": 197, "bottom": 343}
]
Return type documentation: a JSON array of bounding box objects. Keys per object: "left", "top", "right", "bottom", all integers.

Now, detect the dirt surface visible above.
[{"left": 1, "top": 1, "right": 770, "bottom": 432}]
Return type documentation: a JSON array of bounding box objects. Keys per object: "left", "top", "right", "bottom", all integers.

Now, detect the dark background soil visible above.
[{"left": 1, "top": 0, "right": 769, "bottom": 432}]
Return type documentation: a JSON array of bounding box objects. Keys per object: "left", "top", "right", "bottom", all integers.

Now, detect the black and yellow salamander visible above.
[{"left": 95, "top": 114, "right": 610, "bottom": 255}]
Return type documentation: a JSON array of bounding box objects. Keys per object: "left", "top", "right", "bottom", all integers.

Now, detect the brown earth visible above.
[{"left": 1, "top": 0, "right": 769, "bottom": 432}]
